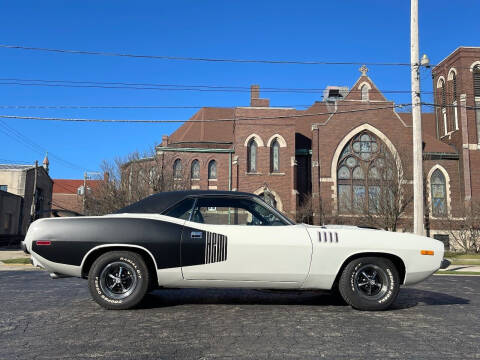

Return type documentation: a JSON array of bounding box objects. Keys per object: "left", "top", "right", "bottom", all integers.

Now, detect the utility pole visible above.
[
  {"left": 83, "top": 171, "right": 87, "bottom": 215},
  {"left": 30, "top": 160, "right": 38, "bottom": 221},
  {"left": 411, "top": 0, "right": 425, "bottom": 235}
]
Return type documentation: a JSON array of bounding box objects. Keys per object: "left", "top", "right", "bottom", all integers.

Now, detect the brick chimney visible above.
[
  {"left": 250, "top": 84, "right": 270, "bottom": 107},
  {"left": 161, "top": 135, "right": 169, "bottom": 147}
]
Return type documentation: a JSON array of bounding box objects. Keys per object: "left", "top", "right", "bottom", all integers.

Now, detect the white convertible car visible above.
[{"left": 22, "top": 190, "right": 445, "bottom": 311}]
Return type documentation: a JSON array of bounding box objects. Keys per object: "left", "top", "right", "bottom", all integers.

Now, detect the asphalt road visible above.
[{"left": 0, "top": 271, "right": 479, "bottom": 360}]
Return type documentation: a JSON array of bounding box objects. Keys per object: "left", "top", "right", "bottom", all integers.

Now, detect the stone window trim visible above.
[
  {"left": 447, "top": 67, "right": 457, "bottom": 80},
  {"left": 253, "top": 186, "right": 284, "bottom": 212},
  {"left": 247, "top": 138, "right": 258, "bottom": 173},
  {"left": 436, "top": 76, "right": 446, "bottom": 89},
  {"left": 243, "top": 133, "right": 264, "bottom": 147},
  {"left": 266, "top": 134, "right": 287, "bottom": 148},
  {"left": 357, "top": 82, "right": 371, "bottom": 102},
  {"left": 426, "top": 164, "right": 452, "bottom": 219}
]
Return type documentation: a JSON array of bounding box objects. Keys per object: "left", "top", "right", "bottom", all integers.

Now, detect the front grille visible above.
[{"left": 205, "top": 232, "right": 228, "bottom": 264}]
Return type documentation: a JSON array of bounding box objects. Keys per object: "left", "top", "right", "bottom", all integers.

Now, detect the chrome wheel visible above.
[
  {"left": 354, "top": 264, "right": 388, "bottom": 300},
  {"left": 99, "top": 261, "right": 138, "bottom": 300}
]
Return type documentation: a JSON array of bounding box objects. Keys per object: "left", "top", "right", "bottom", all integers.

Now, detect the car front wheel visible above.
[
  {"left": 88, "top": 251, "right": 149, "bottom": 310},
  {"left": 338, "top": 256, "right": 400, "bottom": 311}
]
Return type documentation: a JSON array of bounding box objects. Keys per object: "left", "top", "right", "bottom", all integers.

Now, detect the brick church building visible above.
[{"left": 138, "top": 47, "right": 480, "bottom": 241}]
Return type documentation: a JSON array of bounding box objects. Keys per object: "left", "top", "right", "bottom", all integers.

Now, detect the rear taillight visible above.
[{"left": 36, "top": 241, "right": 51, "bottom": 246}]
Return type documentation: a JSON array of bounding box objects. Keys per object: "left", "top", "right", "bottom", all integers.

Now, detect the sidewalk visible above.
[{"left": 0, "top": 247, "right": 37, "bottom": 271}]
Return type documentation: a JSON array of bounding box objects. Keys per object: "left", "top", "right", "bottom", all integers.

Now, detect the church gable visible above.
[{"left": 343, "top": 66, "right": 389, "bottom": 103}]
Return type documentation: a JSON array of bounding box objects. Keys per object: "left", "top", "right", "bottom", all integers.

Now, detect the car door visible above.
[{"left": 180, "top": 196, "right": 313, "bottom": 285}]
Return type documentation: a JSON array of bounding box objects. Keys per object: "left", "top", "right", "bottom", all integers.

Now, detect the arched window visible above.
[
  {"left": 361, "top": 84, "right": 369, "bottom": 101},
  {"left": 247, "top": 139, "right": 258, "bottom": 173},
  {"left": 474, "top": 65, "right": 480, "bottom": 98},
  {"left": 208, "top": 160, "right": 217, "bottom": 179},
  {"left": 440, "top": 79, "right": 448, "bottom": 135},
  {"left": 452, "top": 72, "right": 457, "bottom": 100},
  {"left": 149, "top": 167, "right": 157, "bottom": 184},
  {"left": 191, "top": 160, "right": 200, "bottom": 180},
  {"left": 431, "top": 169, "right": 447, "bottom": 217},
  {"left": 270, "top": 139, "right": 280, "bottom": 172},
  {"left": 173, "top": 159, "right": 182, "bottom": 179},
  {"left": 337, "top": 131, "right": 394, "bottom": 214},
  {"left": 260, "top": 191, "right": 277, "bottom": 208}
]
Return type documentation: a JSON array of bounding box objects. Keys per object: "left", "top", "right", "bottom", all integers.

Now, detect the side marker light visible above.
[{"left": 421, "top": 250, "right": 434, "bottom": 256}]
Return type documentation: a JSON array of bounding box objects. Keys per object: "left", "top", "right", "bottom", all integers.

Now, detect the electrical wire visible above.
[
  {"left": 0, "top": 44, "right": 412, "bottom": 67},
  {"left": 0, "top": 104, "right": 411, "bottom": 123}
]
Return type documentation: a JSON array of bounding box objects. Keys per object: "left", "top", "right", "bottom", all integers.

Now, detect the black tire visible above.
[
  {"left": 88, "top": 251, "right": 150, "bottom": 310},
  {"left": 338, "top": 257, "right": 399, "bottom": 311}
]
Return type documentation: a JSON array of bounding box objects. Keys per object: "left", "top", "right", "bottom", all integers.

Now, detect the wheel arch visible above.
[
  {"left": 81, "top": 244, "right": 159, "bottom": 287},
  {"left": 333, "top": 252, "right": 406, "bottom": 288}
]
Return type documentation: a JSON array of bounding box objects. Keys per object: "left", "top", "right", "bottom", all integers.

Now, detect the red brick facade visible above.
[{"left": 142, "top": 47, "right": 480, "bottom": 241}]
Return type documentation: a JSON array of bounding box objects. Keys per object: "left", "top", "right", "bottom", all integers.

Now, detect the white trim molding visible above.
[
  {"left": 426, "top": 164, "right": 452, "bottom": 219},
  {"left": 447, "top": 67, "right": 457, "bottom": 80},
  {"left": 436, "top": 76, "right": 446, "bottom": 88},
  {"left": 244, "top": 133, "right": 264, "bottom": 147},
  {"left": 470, "top": 61, "right": 480, "bottom": 72},
  {"left": 266, "top": 134, "right": 287, "bottom": 148},
  {"left": 253, "top": 186, "right": 283, "bottom": 211}
]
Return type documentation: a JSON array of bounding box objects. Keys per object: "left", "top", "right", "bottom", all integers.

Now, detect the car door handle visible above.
[{"left": 191, "top": 231, "right": 203, "bottom": 239}]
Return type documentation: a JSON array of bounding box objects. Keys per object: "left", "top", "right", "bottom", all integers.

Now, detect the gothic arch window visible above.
[
  {"left": 337, "top": 131, "right": 394, "bottom": 214},
  {"left": 208, "top": 160, "right": 217, "bottom": 180},
  {"left": 260, "top": 191, "right": 277, "bottom": 208},
  {"left": 247, "top": 139, "right": 258, "bottom": 173},
  {"left": 361, "top": 84, "right": 369, "bottom": 101},
  {"left": 191, "top": 159, "right": 200, "bottom": 180},
  {"left": 431, "top": 169, "right": 447, "bottom": 217},
  {"left": 440, "top": 78, "right": 448, "bottom": 135},
  {"left": 173, "top": 159, "right": 182, "bottom": 179},
  {"left": 270, "top": 138, "right": 280, "bottom": 172},
  {"left": 474, "top": 65, "right": 480, "bottom": 98}
]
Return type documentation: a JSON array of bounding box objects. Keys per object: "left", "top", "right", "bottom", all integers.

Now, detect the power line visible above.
[
  {"left": 0, "top": 44, "right": 412, "bottom": 67},
  {"left": 422, "top": 102, "right": 480, "bottom": 110},
  {"left": 0, "top": 120, "right": 92, "bottom": 171},
  {"left": 0, "top": 78, "right": 429, "bottom": 94},
  {"left": 0, "top": 104, "right": 411, "bottom": 123}
]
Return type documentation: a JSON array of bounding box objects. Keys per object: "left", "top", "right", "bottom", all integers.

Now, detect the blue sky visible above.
[{"left": 0, "top": 0, "right": 478, "bottom": 179}]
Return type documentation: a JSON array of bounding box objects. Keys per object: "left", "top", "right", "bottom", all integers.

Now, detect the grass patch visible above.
[
  {"left": 2, "top": 258, "right": 30, "bottom": 264},
  {"left": 444, "top": 251, "right": 480, "bottom": 259},
  {"left": 449, "top": 259, "right": 480, "bottom": 265},
  {"left": 436, "top": 270, "right": 480, "bottom": 275}
]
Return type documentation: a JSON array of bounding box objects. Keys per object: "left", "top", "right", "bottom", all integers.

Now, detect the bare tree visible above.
[
  {"left": 340, "top": 145, "right": 413, "bottom": 231},
  {"left": 85, "top": 148, "right": 188, "bottom": 215},
  {"left": 442, "top": 202, "right": 480, "bottom": 253}
]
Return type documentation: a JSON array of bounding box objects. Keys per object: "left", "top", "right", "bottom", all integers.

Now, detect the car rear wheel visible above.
[
  {"left": 88, "top": 251, "right": 149, "bottom": 310},
  {"left": 338, "top": 257, "right": 399, "bottom": 311}
]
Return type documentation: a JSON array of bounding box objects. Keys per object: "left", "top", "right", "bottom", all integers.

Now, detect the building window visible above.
[
  {"left": 474, "top": 65, "right": 480, "bottom": 98},
  {"left": 431, "top": 169, "right": 447, "bottom": 217},
  {"left": 208, "top": 160, "right": 217, "bottom": 180},
  {"left": 361, "top": 85, "right": 369, "bottom": 101},
  {"left": 441, "top": 79, "right": 448, "bottom": 135},
  {"left": 337, "top": 131, "right": 394, "bottom": 214},
  {"left": 0, "top": 185, "right": 7, "bottom": 192},
  {"left": 247, "top": 139, "right": 258, "bottom": 173},
  {"left": 270, "top": 139, "right": 280, "bottom": 172},
  {"left": 452, "top": 72, "right": 457, "bottom": 100},
  {"left": 451, "top": 72, "right": 459, "bottom": 130},
  {"left": 191, "top": 160, "right": 200, "bottom": 180},
  {"left": 173, "top": 159, "right": 182, "bottom": 179},
  {"left": 474, "top": 66, "right": 480, "bottom": 143}
]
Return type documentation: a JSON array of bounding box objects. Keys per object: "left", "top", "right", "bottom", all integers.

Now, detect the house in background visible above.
[
  {"left": 52, "top": 178, "right": 103, "bottom": 216},
  {"left": 0, "top": 189, "right": 23, "bottom": 244},
  {"left": 0, "top": 156, "right": 53, "bottom": 241}
]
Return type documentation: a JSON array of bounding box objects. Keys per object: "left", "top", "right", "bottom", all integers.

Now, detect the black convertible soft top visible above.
[{"left": 115, "top": 190, "right": 259, "bottom": 215}]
